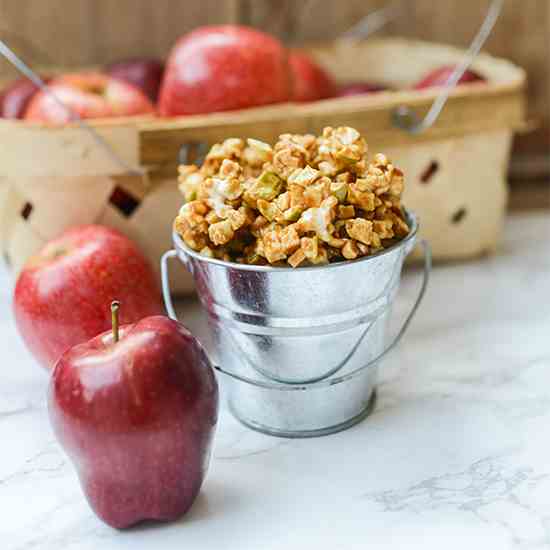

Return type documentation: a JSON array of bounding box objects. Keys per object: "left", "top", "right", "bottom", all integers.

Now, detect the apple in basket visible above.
[
  {"left": 13, "top": 225, "right": 163, "bottom": 370},
  {"left": 288, "top": 51, "right": 337, "bottom": 102},
  {"left": 413, "top": 65, "right": 485, "bottom": 89},
  {"left": 49, "top": 309, "right": 219, "bottom": 528},
  {"left": 336, "top": 81, "right": 389, "bottom": 97},
  {"left": 158, "top": 25, "right": 291, "bottom": 116},
  {"left": 105, "top": 58, "right": 164, "bottom": 103},
  {"left": 24, "top": 72, "right": 155, "bottom": 123},
  {"left": 0, "top": 76, "right": 49, "bottom": 119}
]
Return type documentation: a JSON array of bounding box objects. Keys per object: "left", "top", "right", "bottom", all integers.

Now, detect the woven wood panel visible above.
[{"left": 0, "top": 0, "right": 547, "bottom": 153}]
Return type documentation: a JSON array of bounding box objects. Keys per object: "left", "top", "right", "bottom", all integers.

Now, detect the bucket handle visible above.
[{"left": 161, "top": 240, "right": 431, "bottom": 391}]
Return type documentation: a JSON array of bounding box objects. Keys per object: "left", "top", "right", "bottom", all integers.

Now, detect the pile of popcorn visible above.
[{"left": 175, "top": 126, "right": 409, "bottom": 267}]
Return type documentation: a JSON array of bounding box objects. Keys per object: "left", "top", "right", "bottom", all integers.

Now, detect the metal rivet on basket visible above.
[
  {"left": 420, "top": 161, "right": 439, "bottom": 184},
  {"left": 179, "top": 142, "right": 209, "bottom": 167},
  {"left": 451, "top": 207, "right": 467, "bottom": 224},
  {"left": 109, "top": 186, "right": 140, "bottom": 217},
  {"left": 391, "top": 105, "right": 420, "bottom": 133},
  {"left": 20, "top": 202, "right": 33, "bottom": 220}
]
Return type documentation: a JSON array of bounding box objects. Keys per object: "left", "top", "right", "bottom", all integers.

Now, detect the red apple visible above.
[
  {"left": 24, "top": 72, "right": 155, "bottom": 123},
  {"left": 288, "top": 51, "right": 336, "bottom": 102},
  {"left": 159, "top": 25, "right": 291, "bottom": 116},
  {"left": 49, "top": 313, "right": 219, "bottom": 528},
  {"left": 0, "top": 76, "right": 49, "bottom": 119},
  {"left": 336, "top": 82, "right": 388, "bottom": 97},
  {"left": 414, "top": 65, "right": 485, "bottom": 89},
  {"left": 13, "top": 225, "right": 163, "bottom": 370},
  {"left": 105, "top": 58, "right": 164, "bottom": 103}
]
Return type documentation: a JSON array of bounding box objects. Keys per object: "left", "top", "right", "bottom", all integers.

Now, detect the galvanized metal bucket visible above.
[{"left": 162, "top": 210, "right": 430, "bottom": 438}]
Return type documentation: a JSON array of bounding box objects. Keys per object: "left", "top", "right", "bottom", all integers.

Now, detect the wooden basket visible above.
[{"left": 0, "top": 38, "right": 526, "bottom": 294}]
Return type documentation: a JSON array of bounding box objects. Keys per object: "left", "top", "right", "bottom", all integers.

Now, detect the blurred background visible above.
[{"left": 0, "top": 0, "right": 548, "bottom": 210}]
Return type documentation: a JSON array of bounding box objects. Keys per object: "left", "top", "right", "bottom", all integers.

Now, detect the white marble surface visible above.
[{"left": 2, "top": 212, "right": 550, "bottom": 549}]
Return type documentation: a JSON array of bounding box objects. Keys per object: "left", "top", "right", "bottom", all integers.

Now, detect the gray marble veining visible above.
[{"left": 1, "top": 212, "right": 549, "bottom": 550}]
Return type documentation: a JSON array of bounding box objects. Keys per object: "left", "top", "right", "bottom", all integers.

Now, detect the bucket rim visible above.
[{"left": 172, "top": 209, "right": 419, "bottom": 273}]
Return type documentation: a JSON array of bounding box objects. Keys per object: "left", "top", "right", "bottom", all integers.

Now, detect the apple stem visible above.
[{"left": 111, "top": 301, "right": 120, "bottom": 343}]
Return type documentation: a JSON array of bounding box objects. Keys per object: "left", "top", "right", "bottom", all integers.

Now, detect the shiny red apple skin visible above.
[
  {"left": 24, "top": 72, "right": 154, "bottom": 123},
  {"left": 413, "top": 65, "right": 485, "bottom": 89},
  {"left": 336, "top": 82, "right": 388, "bottom": 97},
  {"left": 289, "top": 51, "right": 336, "bottom": 102},
  {"left": 105, "top": 58, "right": 164, "bottom": 103},
  {"left": 13, "top": 225, "right": 163, "bottom": 370},
  {"left": 158, "top": 25, "right": 291, "bottom": 116},
  {"left": 0, "top": 76, "right": 49, "bottom": 119},
  {"left": 48, "top": 315, "right": 219, "bottom": 529}
]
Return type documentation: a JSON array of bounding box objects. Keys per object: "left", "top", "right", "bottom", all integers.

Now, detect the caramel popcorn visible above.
[{"left": 175, "top": 126, "right": 409, "bottom": 267}]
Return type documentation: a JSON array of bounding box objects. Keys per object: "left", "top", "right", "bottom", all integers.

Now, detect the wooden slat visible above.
[
  {"left": 244, "top": 0, "right": 549, "bottom": 158},
  {"left": 138, "top": 38, "right": 525, "bottom": 169},
  {"left": 0, "top": 121, "right": 142, "bottom": 177},
  {"left": 509, "top": 180, "right": 550, "bottom": 211},
  {"left": 0, "top": 0, "right": 545, "bottom": 160},
  {"left": 241, "top": 0, "right": 395, "bottom": 43},
  {"left": 140, "top": 85, "right": 525, "bottom": 175},
  {"left": 0, "top": 0, "right": 240, "bottom": 73}
]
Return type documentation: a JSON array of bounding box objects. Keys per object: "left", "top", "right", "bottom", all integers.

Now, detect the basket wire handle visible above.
[
  {"left": 0, "top": 39, "right": 145, "bottom": 177},
  {"left": 340, "top": 1, "right": 403, "bottom": 40},
  {"left": 0, "top": 29, "right": 55, "bottom": 66},
  {"left": 161, "top": 240, "right": 431, "bottom": 392},
  {"left": 392, "top": 0, "right": 504, "bottom": 134}
]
